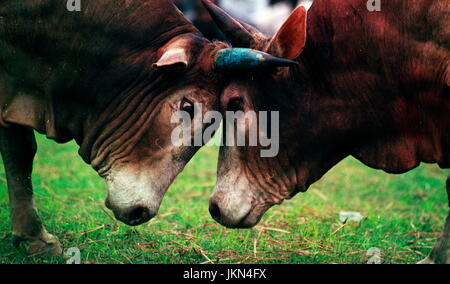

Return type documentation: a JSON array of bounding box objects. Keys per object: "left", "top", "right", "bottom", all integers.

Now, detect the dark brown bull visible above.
[
  {"left": 203, "top": 0, "right": 450, "bottom": 263},
  {"left": 0, "top": 0, "right": 227, "bottom": 255}
]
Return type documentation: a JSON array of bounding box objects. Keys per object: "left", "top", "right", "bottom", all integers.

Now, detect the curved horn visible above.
[
  {"left": 201, "top": 0, "right": 257, "bottom": 47},
  {"left": 214, "top": 48, "right": 298, "bottom": 70}
]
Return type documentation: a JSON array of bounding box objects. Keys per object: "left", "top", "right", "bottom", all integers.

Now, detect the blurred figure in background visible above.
[
  {"left": 214, "top": 0, "right": 314, "bottom": 35},
  {"left": 173, "top": 0, "right": 313, "bottom": 39},
  {"left": 220, "top": 0, "right": 315, "bottom": 35},
  {"left": 270, "top": 0, "right": 298, "bottom": 7}
]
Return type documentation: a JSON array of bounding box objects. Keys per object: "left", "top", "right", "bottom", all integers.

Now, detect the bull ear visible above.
[
  {"left": 267, "top": 6, "right": 308, "bottom": 60},
  {"left": 154, "top": 38, "right": 190, "bottom": 72}
]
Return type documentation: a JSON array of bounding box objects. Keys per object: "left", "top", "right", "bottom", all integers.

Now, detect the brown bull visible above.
[
  {"left": 203, "top": 0, "right": 450, "bottom": 263},
  {"left": 0, "top": 0, "right": 228, "bottom": 255}
]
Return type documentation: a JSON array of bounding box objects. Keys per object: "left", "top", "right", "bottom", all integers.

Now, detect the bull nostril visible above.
[
  {"left": 209, "top": 202, "right": 222, "bottom": 222},
  {"left": 127, "top": 206, "right": 153, "bottom": 226}
]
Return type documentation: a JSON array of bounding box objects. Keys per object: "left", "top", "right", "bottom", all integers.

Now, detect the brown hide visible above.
[{"left": 304, "top": 0, "right": 450, "bottom": 173}]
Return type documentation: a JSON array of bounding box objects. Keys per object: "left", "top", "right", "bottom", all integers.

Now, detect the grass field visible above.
[{"left": 0, "top": 134, "right": 448, "bottom": 264}]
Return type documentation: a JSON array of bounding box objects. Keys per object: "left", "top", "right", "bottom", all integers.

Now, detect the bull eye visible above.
[
  {"left": 181, "top": 98, "right": 195, "bottom": 119},
  {"left": 227, "top": 98, "right": 243, "bottom": 112}
]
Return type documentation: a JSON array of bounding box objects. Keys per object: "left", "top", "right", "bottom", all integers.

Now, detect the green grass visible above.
[{"left": 0, "top": 134, "right": 448, "bottom": 264}]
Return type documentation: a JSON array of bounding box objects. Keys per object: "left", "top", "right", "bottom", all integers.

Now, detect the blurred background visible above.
[{"left": 172, "top": 0, "right": 313, "bottom": 41}]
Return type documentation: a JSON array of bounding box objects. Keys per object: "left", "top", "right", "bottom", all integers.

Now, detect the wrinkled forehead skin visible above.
[{"left": 0, "top": 0, "right": 227, "bottom": 226}]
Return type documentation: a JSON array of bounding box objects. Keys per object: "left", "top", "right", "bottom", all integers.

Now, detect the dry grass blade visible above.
[
  {"left": 194, "top": 245, "right": 214, "bottom": 264},
  {"left": 81, "top": 225, "right": 105, "bottom": 235},
  {"left": 156, "top": 211, "right": 177, "bottom": 219},
  {"left": 330, "top": 223, "right": 347, "bottom": 236},
  {"left": 256, "top": 226, "right": 291, "bottom": 234},
  {"left": 165, "top": 229, "right": 195, "bottom": 240},
  {"left": 200, "top": 251, "right": 214, "bottom": 264},
  {"left": 310, "top": 189, "right": 328, "bottom": 202}
]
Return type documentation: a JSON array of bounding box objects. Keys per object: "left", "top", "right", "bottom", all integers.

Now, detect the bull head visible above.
[{"left": 203, "top": 0, "right": 310, "bottom": 228}]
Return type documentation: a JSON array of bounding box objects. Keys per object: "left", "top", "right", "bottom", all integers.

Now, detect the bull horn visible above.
[
  {"left": 201, "top": 0, "right": 257, "bottom": 47},
  {"left": 214, "top": 48, "right": 298, "bottom": 69}
]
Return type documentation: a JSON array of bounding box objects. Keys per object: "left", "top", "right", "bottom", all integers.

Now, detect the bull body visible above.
[
  {"left": 0, "top": 0, "right": 223, "bottom": 254},
  {"left": 203, "top": 0, "right": 450, "bottom": 263},
  {"left": 299, "top": 0, "right": 450, "bottom": 174}
]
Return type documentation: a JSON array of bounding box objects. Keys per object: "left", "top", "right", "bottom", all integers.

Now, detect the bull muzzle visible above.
[{"left": 105, "top": 198, "right": 157, "bottom": 227}]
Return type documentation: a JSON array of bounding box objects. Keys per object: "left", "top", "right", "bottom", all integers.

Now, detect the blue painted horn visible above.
[{"left": 214, "top": 48, "right": 298, "bottom": 70}]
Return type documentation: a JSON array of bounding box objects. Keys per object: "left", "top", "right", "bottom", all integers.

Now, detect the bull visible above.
[
  {"left": 202, "top": 0, "right": 450, "bottom": 264},
  {"left": 0, "top": 0, "right": 229, "bottom": 255}
]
